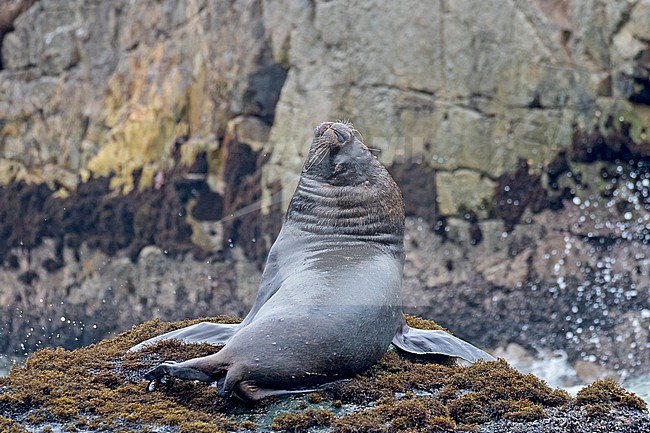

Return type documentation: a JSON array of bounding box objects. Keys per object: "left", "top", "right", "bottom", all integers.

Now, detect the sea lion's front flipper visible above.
[
  {"left": 129, "top": 321, "right": 241, "bottom": 352},
  {"left": 392, "top": 321, "right": 495, "bottom": 363},
  {"left": 145, "top": 352, "right": 231, "bottom": 387},
  {"left": 129, "top": 226, "right": 293, "bottom": 353},
  {"left": 145, "top": 360, "right": 215, "bottom": 383}
]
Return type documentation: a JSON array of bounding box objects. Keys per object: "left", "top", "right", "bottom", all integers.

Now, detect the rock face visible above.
[{"left": 1, "top": 0, "right": 649, "bottom": 383}]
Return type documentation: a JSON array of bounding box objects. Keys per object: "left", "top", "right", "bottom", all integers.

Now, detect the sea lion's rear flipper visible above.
[
  {"left": 129, "top": 321, "right": 241, "bottom": 352},
  {"left": 392, "top": 321, "right": 495, "bottom": 363},
  {"left": 234, "top": 381, "right": 316, "bottom": 402}
]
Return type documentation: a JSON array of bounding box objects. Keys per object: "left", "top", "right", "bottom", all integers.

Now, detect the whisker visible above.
[
  {"left": 336, "top": 118, "right": 353, "bottom": 128},
  {"left": 336, "top": 119, "right": 363, "bottom": 142},
  {"left": 312, "top": 147, "right": 329, "bottom": 167},
  {"left": 305, "top": 146, "right": 329, "bottom": 171}
]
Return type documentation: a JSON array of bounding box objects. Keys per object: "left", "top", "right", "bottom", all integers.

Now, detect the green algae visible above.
[
  {"left": 332, "top": 396, "right": 457, "bottom": 433},
  {"left": 404, "top": 314, "right": 447, "bottom": 331},
  {"left": 575, "top": 378, "right": 648, "bottom": 417},
  {"left": 0, "top": 416, "right": 28, "bottom": 433},
  {"left": 322, "top": 352, "right": 570, "bottom": 432},
  {"left": 271, "top": 408, "right": 334, "bottom": 431},
  {"left": 0, "top": 315, "right": 241, "bottom": 433},
  {"left": 0, "top": 315, "right": 646, "bottom": 432}
]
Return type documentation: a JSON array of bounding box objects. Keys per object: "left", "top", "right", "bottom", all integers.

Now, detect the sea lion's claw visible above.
[{"left": 144, "top": 361, "right": 177, "bottom": 382}]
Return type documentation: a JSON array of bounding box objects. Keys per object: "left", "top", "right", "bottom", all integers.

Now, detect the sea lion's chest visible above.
[{"left": 256, "top": 229, "right": 403, "bottom": 317}]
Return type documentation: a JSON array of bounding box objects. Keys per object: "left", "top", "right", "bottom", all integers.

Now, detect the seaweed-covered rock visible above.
[{"left": 0, "top": 316, "right": 646, "bottom": 433}]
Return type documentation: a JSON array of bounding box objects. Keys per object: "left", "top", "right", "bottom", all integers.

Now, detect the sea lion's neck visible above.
[{"left": 286, "top": 175, "right": 405, "bottom": 250}]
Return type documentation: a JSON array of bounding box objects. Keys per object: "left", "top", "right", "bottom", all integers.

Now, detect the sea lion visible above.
[{"left": 135, "top": 121, "right": 493, "bottom": 401}]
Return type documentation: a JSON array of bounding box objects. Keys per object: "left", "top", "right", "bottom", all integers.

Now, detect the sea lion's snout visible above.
[
  {"left": 303, "top": 121, "right": 376, "bottom": 184},
  {"left": 314, "top": 122, "right": 352, "bottom": 147},
  {"left": 304, "top": 121, "right": 378, "bottom": 185}
]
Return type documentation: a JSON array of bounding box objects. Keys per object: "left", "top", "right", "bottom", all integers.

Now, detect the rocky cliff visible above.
[{"left": 0, "top": 0, "right": 649, "bottom": 381}]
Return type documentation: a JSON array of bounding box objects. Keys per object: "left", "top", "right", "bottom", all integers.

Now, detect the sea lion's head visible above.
[
  {"left": 303, "top": 121, "right": 377, "bottom": 186},
  {"left": 288, "top": 121, "right": 404, "bottom": 245}
]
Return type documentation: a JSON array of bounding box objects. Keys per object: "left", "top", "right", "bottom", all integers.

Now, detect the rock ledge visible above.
[{"left": 0, "top": 316, "right": 647, "bottom": 433}]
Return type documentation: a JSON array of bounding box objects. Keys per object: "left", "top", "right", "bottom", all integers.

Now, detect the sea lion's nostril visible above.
[
  {"left": 334, "top": 130, "right": 347, "bottom": 143},
  {"left": 315, "top": 122, "right": 334, "bottom": 137}
]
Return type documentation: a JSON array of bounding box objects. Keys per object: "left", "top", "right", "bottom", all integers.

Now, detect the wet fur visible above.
[{"left": 138, "top": 121, "right": 493, "bottom": 401}]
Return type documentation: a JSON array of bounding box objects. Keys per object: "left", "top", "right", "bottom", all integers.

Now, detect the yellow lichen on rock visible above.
[
  {"left": 187, "top": 63, "right": 210, "bottom": 135},
  {"left": 0, "top": 159, "right": 26, "bottom": 185},
  {"left": 87, "top": 42, "right": 192, "bottom": 193}
]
